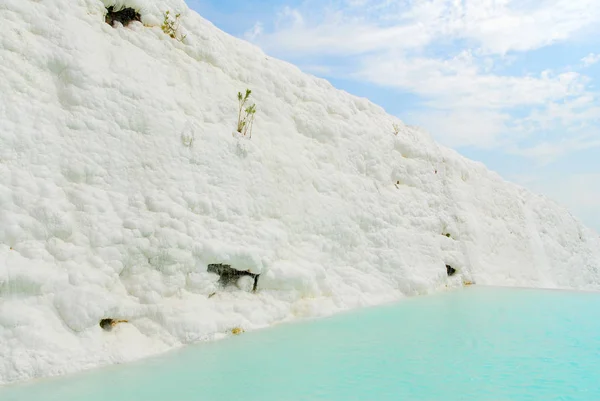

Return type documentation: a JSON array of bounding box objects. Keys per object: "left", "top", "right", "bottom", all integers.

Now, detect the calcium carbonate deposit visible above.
[{"left": 1, "top": 0, "right": 599, "bottom": 385}]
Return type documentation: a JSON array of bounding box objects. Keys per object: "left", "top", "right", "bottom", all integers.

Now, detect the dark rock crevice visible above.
[
  {"left": 99, "top": 318, "right": 128, "bottom": 331},
  {"left": 105, "top": 6, "right": 141, "bottom": 27},
  {"left": 208, "top": 263, "right": 260, "bottom": 292}
]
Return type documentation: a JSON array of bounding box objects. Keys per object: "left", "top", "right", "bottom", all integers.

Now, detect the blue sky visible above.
[{"left": 188, "top": 0, "right": 600, "bottom": 232}]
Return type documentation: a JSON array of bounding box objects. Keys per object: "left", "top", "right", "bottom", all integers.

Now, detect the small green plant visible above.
[
  {"left": 161, "top": 11, "right": 186, "bottom": 42},
  {"left": 392, "top": 123, "right": 400, "bottom": 135},
  {"left": 236, "top": 89, "right": 257, "bottom": 138}
]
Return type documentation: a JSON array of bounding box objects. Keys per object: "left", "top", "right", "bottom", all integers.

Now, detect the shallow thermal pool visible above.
[{"left": 2, "top": 286, "right": 600, "bottom": 400}]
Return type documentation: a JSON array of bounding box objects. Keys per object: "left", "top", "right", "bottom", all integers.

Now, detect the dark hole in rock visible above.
[
  {"left": 99, "top": 318, "right": 128, "bottom": 331},
  {"left": 446, "top": 264, "right": 456, "bottom": 276},
  {"left": 207, "top": 263, "right": 260, "bottom": 292},
  {"left": 105, "top": 6, "right": 141, "bottom": 27}
]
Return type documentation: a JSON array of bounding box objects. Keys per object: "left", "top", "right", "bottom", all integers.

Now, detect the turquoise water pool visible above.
[{"left": 3, "top": 286, "right": 600, "bottom": 400}]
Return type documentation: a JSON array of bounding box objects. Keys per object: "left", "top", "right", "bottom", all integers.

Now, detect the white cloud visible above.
[
  {"left": 276, "top": 6, "right": 304, "bottom": 28},
  {"left": 509, "top": 136, "right": 600, "bottom": 165},
  {"left": 407, "top": 108, "right": 511, "bottom": 149},
  {"left": 455, "top": 0, "right": 600, "bottom": 54},
  {"left": 244, "top": 22, "right": 263, "bottom": 41},
  {"left": 252, "top": 10, "right": 433, "bottom": 57},
  {"left": 245, "top": 0, "right": 600, "bottom": 163},
  {"left": 252, "top": 0, "right": 600, "bottom": 57},
  {"left": 519, "top": 95, "right": 600, "bottom": 132},
  {"left": 357, "top": 53, "right": 587, "bottom": 110},
  {"left": 356, "top": 52, "right": 596, "bottom": 152},
  {"left": 582, "top": 53, "right": 600, "bottom": 67}
]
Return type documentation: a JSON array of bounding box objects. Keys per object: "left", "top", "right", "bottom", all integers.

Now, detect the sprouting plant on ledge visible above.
[
  {"left": 237, "top": 89, "right": 257, "bottom": 138},
  {"left": 392, "top": 123, "right": 400, "bottom": 135},
  {"left": 161, "top": 11, "right": 186, "bottom": 42}
]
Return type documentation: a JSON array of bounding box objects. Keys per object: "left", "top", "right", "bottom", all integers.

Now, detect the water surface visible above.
[{"left": 3, "top": 286, "right": 600, "bottom": 400}]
